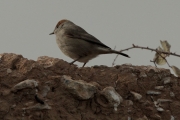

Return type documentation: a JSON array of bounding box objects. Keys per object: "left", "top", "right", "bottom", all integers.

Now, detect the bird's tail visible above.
[
  {"left": 110, "top": 50, "right": 130, "bottom": 58},
  {"left": 97, "top": 47, "right": 130, "bottom": 58}
]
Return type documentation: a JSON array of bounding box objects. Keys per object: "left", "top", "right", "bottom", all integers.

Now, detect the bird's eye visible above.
[{"left": 56, "top": 26, "right": 58, "bottom": 28}]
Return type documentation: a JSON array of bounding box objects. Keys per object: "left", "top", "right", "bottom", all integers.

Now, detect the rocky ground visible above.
[{"left": 0, "top": 53, "right": 180, "bottom": 120}]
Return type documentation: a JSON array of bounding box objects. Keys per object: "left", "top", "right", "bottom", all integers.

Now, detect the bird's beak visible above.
[{"left": 49, "top": 32, "right": 54, "bottom": 35}]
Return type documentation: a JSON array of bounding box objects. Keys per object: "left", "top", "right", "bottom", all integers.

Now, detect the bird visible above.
[{"left": 50, "top": 19, "right": 130, "bottom": 67}]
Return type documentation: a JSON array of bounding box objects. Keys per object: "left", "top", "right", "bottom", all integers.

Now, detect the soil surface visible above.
[{"left": 0, "top": 53, "right": 180, "bottom": 120}]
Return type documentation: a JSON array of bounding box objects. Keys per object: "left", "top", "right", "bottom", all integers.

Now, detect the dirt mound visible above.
[{"left": 0, "top": 53, "right": 180, "bottom": 120}]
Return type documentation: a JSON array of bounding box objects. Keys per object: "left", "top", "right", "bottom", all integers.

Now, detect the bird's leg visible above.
[
  {"left": 69, "top": 57, "right": 87, "bottom": 67},
  {"left": 70, "top": 57, "right": 81, "bottom": 65},
  {"left": 82, "top": 62, "right": 87, "bottom": 67}
]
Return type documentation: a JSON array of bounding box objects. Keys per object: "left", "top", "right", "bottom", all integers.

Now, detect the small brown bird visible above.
[{"left": 50, "top": 19, "right": 130, "bottom": 67}]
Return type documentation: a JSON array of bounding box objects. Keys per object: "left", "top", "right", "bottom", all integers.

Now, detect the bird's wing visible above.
[{"left": 64, "top": 25, "right": 110, "bottom": 48}]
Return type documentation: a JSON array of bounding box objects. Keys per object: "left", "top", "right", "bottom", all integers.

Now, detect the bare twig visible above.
[
  {"left": 113, "top": 44, "right": 178, "bottom": 68},
  {"left": 112, "top": 46, "right": 117, "bottom": 66},
  {"left": 150, "top": 60, "right": 157, "bottom": 67},
  {"left": 164, "top": 58, "right": 171, "bottom": 67},
  {"left": 112, "top": 55, "right": 118, "bottom": 67},
  {"left": 118, "top": 44, "right": 180, "bottom": 57},
  {"left": 119, "top": 46, "right": 134, "bottom": 52}
]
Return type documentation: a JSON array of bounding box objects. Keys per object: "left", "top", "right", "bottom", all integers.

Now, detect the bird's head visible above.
[{"left": 49, "top": 19, "right": 69, "bottom": 35}]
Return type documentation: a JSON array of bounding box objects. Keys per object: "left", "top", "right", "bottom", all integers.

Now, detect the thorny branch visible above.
[
  {"left": 112, "top": 44, "right": 179, "bottom": 68},
  {"left": 121, "top": 44, "right": 180, "bottom": 57}
]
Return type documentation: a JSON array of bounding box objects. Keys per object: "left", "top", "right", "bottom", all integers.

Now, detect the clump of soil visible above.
[{"left": 0, "top": 53, "right": 180, "bottom": 120}]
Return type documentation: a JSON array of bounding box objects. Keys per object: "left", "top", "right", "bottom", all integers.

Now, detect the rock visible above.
[
  {"left": 130, "top": 91, "right": 142, "bottom": 101},
  {"left": 125, "top": 100, "right": 133, "bottom": 106},
  {"left": 154, "top": 86, "right": 164, "bottom": 90},
  {"left": 127, "top": 116, "right": 131, "bottom": 120},
  {"left": 146, "top": 90, "right": 161, "bottom": 95},
  {"left": 41, "top": 85, "right": 50, "bottom": 97},
  {"left": 61, "top": 75, "right": 97, "bottom": 100},
  {"left": 163, "top": 77, "right": 171, "bottom": 84},
  {"left": 156, "top": 107, "right": 164, "bottom": 112},
  {"left": 171, "top": 115, "right": 175, "bottom": 120},
  {"left": 146, "top": 66, "right": 162, "bottom": 73},
  {"left": 157, "top": 99, "right": 172, "bottom": 103},
  {"left": 146, "top": 68, "right": 156, "bottom": 77},
  {"left": 7, "top": 68, "right": 12, "bottom": 74},
  {"left": 24, "top": 102, "right": 34, "bottom": 107},
  {"left": 37, "top": 56, "right": 54, "bottom": 68},
  {"left": 100, "top": 86, "right": 123, "bottom": 111},
  {"left": 139, "top": 72, "right": 147, "bottom": 77},
  {"left": 170, "top": 91, "right": 175, "bottom": 97},
  {"left": 23, "top": 103, "right": 51, "bottom": 110},
  {"left": 11, "top": 79, "right": 38, "bottom": 92}
]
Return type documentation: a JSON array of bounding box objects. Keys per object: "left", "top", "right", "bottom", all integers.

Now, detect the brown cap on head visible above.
[
  {"left": 49, "top": 19, "right": 68, "bottom": 35},
  {"left": 55, "top": 19, "right": 68, "bottom": 28}
]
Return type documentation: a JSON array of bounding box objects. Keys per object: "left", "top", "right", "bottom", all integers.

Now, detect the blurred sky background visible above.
[{"left": 0, "top": 1, "right": 180, "bottom": 72}]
